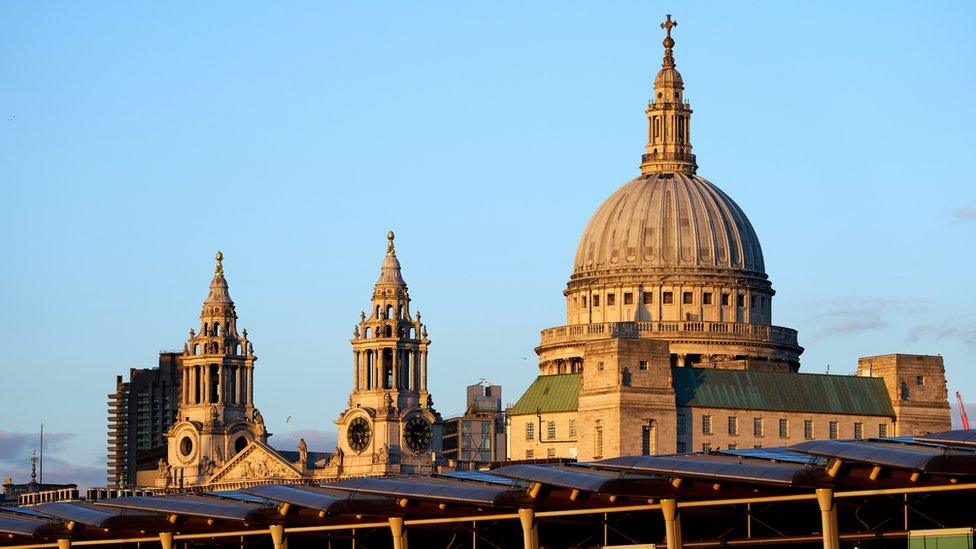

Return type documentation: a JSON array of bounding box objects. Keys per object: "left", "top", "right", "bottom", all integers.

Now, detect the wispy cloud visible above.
[
  {"left": 802, "top": 297, "right": 929, "bottom": 341},
  {"left": 906, "top": 320, "right": 976, "bottom": 348},
  {"left": 272, "top": 429, "right": 337, "bottom": 453},
  {"left": 0, "top": 430, "right": 105, "bottom": 489},
  {"left": 943, "top": 203, "right": 976, "bottom": 220}
]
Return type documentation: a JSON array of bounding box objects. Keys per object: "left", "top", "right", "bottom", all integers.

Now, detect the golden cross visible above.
[{"left": 660, "top": 14, "right": 677, "bottom": 37}]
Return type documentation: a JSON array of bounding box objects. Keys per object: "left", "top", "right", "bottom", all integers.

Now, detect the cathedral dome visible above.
[{"left": 572, "top": 172, "right": 765, "bottom": 282}]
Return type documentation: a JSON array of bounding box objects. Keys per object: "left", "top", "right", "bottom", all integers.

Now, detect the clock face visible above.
[
  {"left": 347, "top": 417, "right": 371, "bottom": 453},
  {"left": 404, "top": 415, "right": 432, "bottom": 453}
]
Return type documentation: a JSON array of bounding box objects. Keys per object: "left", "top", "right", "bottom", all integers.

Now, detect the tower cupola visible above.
[{"left": 641, "top": 14, "right": 697, "bottom": 175}]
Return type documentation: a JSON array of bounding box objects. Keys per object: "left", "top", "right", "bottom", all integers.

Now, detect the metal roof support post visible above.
[
  {"left": 661, "top": 498, "right": 682, "bottom": 549},
  {"left": 815, "top": 488, "right": 839, "bottom": 549},
  {"left": 57, "top": 539, "right": 70, "bottom": 549},
  {"left": 389, "top": 517, "right": 408, "bottom": 549},
  {"left": 518, "top": 508, "right": 539, "bottom": 549},
  {"left": 269, "top": 524, "right": 287, "bottom": 549},
  {"left": 159, "top": 532, "right": 173, "bottom": 549}
]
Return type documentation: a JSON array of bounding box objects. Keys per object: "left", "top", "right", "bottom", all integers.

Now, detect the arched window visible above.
[
  {"left": 900, "top": 381, "right": 910, "bottom": 401},
  {"left": 622, "top": 367, "right": 632, "bottom": 387},
  {"left": 386, "top": 305, "right": 393, "bottom": 319},
  {"left": 364, "top": 327, "right": 371, "bottom": 339},
  {"left": 408, "top": 327, "right": 415, "bottom": 339},
  {"left": 203, "top": 323, "right": 209, "bottom": 336},
  {"left": 384, "top": 325, "right": 392, "bottom": 338},
  {"left": 397, "top": 305, "right": 403, "bottom": 319},
  {"left": 214, "top": 322, "right": 220, "bottom": 336},
  {"left": 375, "top": 305, "right": 381, "bottom": 319},
  {"left": 193, "top": 344, "right": 199, "bottom": 355}
]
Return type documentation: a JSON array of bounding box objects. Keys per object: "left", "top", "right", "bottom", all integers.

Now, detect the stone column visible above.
[
  {"left": 420, "top": 351, "right": 428, "bottom": 391},
  {"left": 235, "top": 365, "right": 242, "bottom": 405},
  {"left": 392, "top": 347, "right": 399, "bottom": 389},
  {"left": 353, "top": 352, "right": 359, "bottom": 392},
  {"left": 247, "top": 366, "right": 253, "bottom": 407}
]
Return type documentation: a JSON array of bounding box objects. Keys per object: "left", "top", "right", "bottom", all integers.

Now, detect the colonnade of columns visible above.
[
  {"left": 353, "top": 348, "right": 427, "bottom": 392},
  {"left": 180, "top": 363, "right": 253, "bottom": 407}
]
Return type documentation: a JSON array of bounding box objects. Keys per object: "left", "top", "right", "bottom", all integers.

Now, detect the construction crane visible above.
[{"left": 957, "top": 391, "right": 971, "bottom": 430}]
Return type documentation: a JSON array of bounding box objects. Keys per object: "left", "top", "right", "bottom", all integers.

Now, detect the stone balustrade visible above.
[{"left": 540, "top": 320, "right": 799, "bottom": 347}]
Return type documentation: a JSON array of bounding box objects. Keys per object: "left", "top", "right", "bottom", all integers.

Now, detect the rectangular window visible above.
[
  {"left": 676, "top": 414, "right": 688, "bottom": 436},
  {"left": 727, "top": 443, "right": 737, "bottom": 450},
  {"left": 683, "top": 292, "right": 693, "bottom": 304},
  {"left": 703, "top": 292, "right": 713, "bottom": 305},
  {"left": 597, "top": 361, "right": 605, "bottom": 371},
  {"left": 582, "top": 296, "right": 587, "bottom": 307},
  {"left": 702, "top": 415, "right": 713, "bottom": 435},
  {"left": 728, "top": 416, "right": 738, "bottom": 436},
  {"left": 568, "top": 419, "right": 578, "bottom": 439},
  {"left": 641, "top": 426, "right": 651, "bottom": 455},
  {"left": 804, "top": 420, "right": 814, "bottom": 440},
  {"left": 676, "top": 442, "right": 687, "bottom": 453},
  {"left": 624, "top": 292, "right": 634, "bottom": 305},
  {"left": 593, "top": 295, "right": 601, "bottom": 307},
  {"left": 854, "top": 422, "right": 863, "bottom": 440},
  {"left": 639, "top": 360, "right": 648, "bottom": 371},
  {"left": 879, "top": 423, "right": 888, "bottom": 437},
  {"left": 607, "top": 293, "right": 616, "bottom": 306},
  {"left": 525, "top": 449, "right": 534, "bottom": 459},
  {"left": 663, "top": 291, "right": 674, "bottom": 304},
  {"left": 702, "top": 443, "right": 712, "bottom": 452},
  {"left": 547, "top": 421, "right": 556, "bottom": 440},
  {"left": 779, "top": 418, "right": 789, "bottom": 438},
  {"left": 754, "top": 417, "right": 764, "bottom": 437},
  {"left": 829, "top": 421, "right": 838, "bottom": 439},
  {"left": 547, "top": 448, "right": 556, "bottom": 459},
  {"left": 722, "top": 293, "right": 730, "bottom": 306},
  {"left": 737, "top": 294, "right": 745, "bottom": 307},
  {"left": 525, "top": 422, "right": 535, "bottom": 441},
  {"left": 643, "top": 292, "right": 653, "bottom": 304},
  {"left": 915, "top": 375, "right": 925, "bottom": 386}
]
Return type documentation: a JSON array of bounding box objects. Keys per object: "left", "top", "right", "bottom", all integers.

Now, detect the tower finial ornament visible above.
[
  {"left": 215, "top": 250, "right": 224, "bottom": 275},
  {"left": 660, "top": 14, "right": 677, "bottom": 68},
  {"left": 387, "top": 231, "right": 396, "bottom": 256}
]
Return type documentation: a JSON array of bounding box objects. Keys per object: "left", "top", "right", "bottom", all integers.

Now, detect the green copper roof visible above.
[
  {"left": 673, "top": 367, "right": 895, "bottom": 417},
  {"left": 509, "top": 373, "right": 581, "bottom": 416}
]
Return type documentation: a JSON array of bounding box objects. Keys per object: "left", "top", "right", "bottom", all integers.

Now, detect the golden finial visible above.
[
  {"left": 215, "top": 250, "right": 224, "bottom": 275},
  {"left": 660, "top": 14, "right": 677, "bottom": 68},
  {"left": 386, "top": 231, "right": 396, "bottom": 256}
]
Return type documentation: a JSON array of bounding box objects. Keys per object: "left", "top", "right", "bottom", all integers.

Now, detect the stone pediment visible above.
[{"left": 207, "top": 440, "right": 303, "bottom": 485}]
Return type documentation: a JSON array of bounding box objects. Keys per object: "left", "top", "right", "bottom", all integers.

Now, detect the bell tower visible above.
[
  {"left": 333, "top": 232, "right": 440, "bottom": 477},
  {"left": 641, "top": 14, "right": 697, "bottom": 175},
  {"left": 162, "top": 251, "right": 267, "bottom": 488}
]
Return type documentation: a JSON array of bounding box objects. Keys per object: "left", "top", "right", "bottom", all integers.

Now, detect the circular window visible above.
[
  {"left": 179, "top": 436, "right": 193, "bottom": 457},
  {"left": 234, "top": 436, "right": 248, "bottom": 453}
]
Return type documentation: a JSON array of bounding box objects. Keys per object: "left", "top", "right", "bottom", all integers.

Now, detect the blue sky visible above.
[{"left": 1, "top": 2, "right": 974, "bottom": 488}]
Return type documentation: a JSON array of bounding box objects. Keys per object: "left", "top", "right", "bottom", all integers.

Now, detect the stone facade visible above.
[
  {"left": 855, "top": 354, "right": 951, "bottom": 435},
  {"left": 509, "top": 17, "right": 952, "bottom": 464},
  {"left": 679, "top": 407, "right": 894, "bottom": 453}
]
